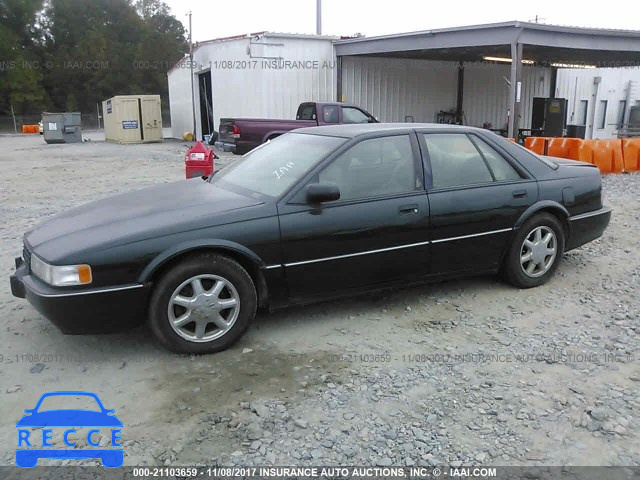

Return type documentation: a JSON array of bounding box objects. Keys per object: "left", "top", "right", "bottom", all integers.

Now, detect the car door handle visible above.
[
  {"left": 512, "top": 190, "right": 527, "bottom": 199},
  {"left": 399, "top": 204, "right": 419, "bottom": 215}
]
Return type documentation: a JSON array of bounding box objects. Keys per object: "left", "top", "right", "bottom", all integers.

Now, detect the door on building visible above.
[
  {"left": 140, "top": 96, "right": 162, "bottom": 142},
  {"left": 198, "top": 71, "right": 213, "bottom": 140}
]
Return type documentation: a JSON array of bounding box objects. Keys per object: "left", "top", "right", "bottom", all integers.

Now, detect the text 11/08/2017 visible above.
[{"left": 212, "top": 60, "right": 337, "bottom": 70}]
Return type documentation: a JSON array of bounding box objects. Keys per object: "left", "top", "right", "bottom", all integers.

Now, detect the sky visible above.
[{"left": 163, "top": 0, "right": 640, "bottom": 43}]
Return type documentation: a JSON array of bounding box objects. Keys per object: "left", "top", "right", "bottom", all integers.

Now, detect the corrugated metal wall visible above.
[
  {"left": 168, "top": 35, "right": 336, "bottom": 139},
  {"left": 556, "top": 68, "right": 640, "bottom": 139},
  {"left": 168, "top": 62, "right": 194, "bottom": 139},
  {"left": 463, "top": 64, "right": 551, "bottom": 130},
  {"left": 341, "top": 57, "right": 458, "bottom": 122},
  {"left": 340, "top": 57, "right": 551, "bottom": 131}
]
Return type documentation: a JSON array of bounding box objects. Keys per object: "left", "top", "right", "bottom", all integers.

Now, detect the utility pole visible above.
[
  {"left": 10, "top": 103, "right": 17, "bottom": 133},
  {"left": 316, "top": 0, "right": 322, "bottom": 35},
  {"left": 188, "top": 10, "right": 196, "bottom": 139}
]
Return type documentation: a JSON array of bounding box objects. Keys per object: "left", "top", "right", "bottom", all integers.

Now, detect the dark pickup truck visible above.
[{"left": 218, "top": 102, "right": 377, "bottom": 154}]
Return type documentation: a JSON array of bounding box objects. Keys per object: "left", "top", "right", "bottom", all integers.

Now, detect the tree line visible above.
[{"left": 0, "top": 0, "right": 188, "bottom": 116}]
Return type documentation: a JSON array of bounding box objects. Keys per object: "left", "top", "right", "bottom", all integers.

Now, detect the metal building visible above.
[
  {"left": 167, "top": 22, "right": 640, "bottom": 141},
  {"left": 556, "top": 68, "right": 640, "bottom": 139},
  {"left": 168, "top": 33, "right": 337, "bottom": 140}
]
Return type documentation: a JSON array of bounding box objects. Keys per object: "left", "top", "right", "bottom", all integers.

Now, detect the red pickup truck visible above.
[{"left": 218, "top": 102, "right": 378, "bottom": 154}]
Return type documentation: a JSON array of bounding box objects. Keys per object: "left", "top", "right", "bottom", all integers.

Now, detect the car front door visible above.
[
  {"left": 277, "top": 133, "right": 430, "bottom": 302},
  {"left": 418, "top": 131, "right": 537, "bottom": 275}
]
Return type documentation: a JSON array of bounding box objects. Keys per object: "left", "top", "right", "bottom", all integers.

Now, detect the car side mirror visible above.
[
  {"left": 306, "top": 183, "right": 340, "bottom": 204},
  {"left": 24, "top": 409, "right": 33, "bottom": 414}
]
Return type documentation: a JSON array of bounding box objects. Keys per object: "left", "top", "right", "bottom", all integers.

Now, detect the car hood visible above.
[
  {"left": 25, "top": 178, "right": 264, "bottom": 261},
  {"left": 16, "top": 410, "right": 123, "bottom": 427}
]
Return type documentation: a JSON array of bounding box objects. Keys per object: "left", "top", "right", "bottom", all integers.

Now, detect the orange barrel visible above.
[
  {"left": 524, "top": 137, "right": 548, "bottom": 155},
  {"left": 621, "top": 138, "right": 640, "bottom": 172},
  {"left": 547, "top": 138, "right": 582, "bottom": 161}
]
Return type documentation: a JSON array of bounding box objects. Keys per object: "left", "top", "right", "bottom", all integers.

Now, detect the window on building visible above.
[
  {"left": 597, "top": 100, "right": 608, "bottom": 129},
  {"left": 618, "top": 100, "right": 627, "bottom": 127},
  {"left": 577, "top": 100, "right": 588, "bottom": 125}
]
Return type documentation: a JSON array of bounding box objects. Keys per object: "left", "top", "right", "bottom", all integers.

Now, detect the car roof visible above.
[{"left": 292, "top": 123, "right": 486, "bottom": 138}]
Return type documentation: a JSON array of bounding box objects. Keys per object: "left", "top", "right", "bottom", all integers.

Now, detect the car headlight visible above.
[{"left": 30, "top": 254, "right": 92, "bottom": 286}]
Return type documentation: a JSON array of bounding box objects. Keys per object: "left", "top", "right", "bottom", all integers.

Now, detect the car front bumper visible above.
[
  {"left": 10, "top": 257, "right": 152, "bottom": 333},
  {"left": 566, "top": 206, "right": 612, "bottom": 251}
]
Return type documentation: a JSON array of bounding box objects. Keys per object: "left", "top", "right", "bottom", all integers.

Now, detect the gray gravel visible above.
[{"left": 0, "top": 134, "right": 638, "bottom": 467}]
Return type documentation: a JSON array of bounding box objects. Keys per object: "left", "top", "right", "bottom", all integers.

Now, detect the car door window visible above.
[
  {"left": 318, "top": 135, "right": 419, "bottom": 201},
  {"left": 471, "top": 136, "right": 523, "bottom": 181},
  {"left": 342, "top": 107, "right": 371, "bottom": 124},
  {"left": 322, "top": 105, "right": 339, "bottom": 123},
  {"left": 423, "top": 133, "right": 493, "bottom": 188}
]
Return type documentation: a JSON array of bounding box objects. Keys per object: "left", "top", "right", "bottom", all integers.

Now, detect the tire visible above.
[
  {"left": 148, "top": 253, "right": 257, "bottom": 354},
  {"left": 233, "top": 146, "right": 249, "bottom": 155},
  {"left": 503, "top": 213, "right": 565, "bottom": 288}
]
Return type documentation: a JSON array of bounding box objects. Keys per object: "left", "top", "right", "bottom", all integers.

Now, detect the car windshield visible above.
[{"left": 211, "top": 133, "right": 346, "bottom": 197}]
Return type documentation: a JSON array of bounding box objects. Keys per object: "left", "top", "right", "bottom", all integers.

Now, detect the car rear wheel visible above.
[
  {"left": 148, "top": 253, "right": 257, "bottom": 354},
  {"left": 503, "top": 213, "right": 565, "bottom": 288}
]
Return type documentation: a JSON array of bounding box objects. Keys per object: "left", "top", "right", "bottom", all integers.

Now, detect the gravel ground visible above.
[{"left": 0, "top": 133, "right": 638, "bottom": 468}]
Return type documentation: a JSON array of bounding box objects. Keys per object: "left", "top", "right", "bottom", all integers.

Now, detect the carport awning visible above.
[
  {"left": 334, "top": 21, "right": 640, "bottom": 64},
  {"left": 335, "top": 21, "right": 640, "bottom": 137}
]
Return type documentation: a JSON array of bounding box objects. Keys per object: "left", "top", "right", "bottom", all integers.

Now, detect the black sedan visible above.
[{"left": 10, "top": 124, "right": 611, "bottom": 353}]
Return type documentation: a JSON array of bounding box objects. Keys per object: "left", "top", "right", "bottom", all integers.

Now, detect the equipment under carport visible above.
[
  {"left": 42, "top": 112, "right": 82, "bottom": 144},
  {"left": 531, "top": 97, "right": 568, "bottom": 137},
  {"left": 102, "top": 95, "right": 163, "bottom": 144}
]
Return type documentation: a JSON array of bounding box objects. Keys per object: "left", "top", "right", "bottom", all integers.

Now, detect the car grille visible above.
[{"left": 22, "top": 246, "right": 31, "bottom": 272}]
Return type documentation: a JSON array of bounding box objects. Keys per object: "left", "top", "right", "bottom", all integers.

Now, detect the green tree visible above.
[
  {"left": 0, "top": 0, "right": 46, "bottom": 114},
  {"left": 1, "top": 0, "right": 188, "bottom": 115}
]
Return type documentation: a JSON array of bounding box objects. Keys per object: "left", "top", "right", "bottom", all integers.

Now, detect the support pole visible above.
[
  {"left": 549, "top": 67, "right": 558, "bottom": 99},
  {"left": 10, "top": 103, "right": 17, "bottom": 134},
  {"left": 188, "top": 10, "right": 196, "bottom": 139},
  {"left": 456, "top": 63, "right": 464, "bottom": 125},
  {"left": 508, "top": 42, "right": 522, "bottom": 138},
  {"left": 336, "top": 56, "right": 342, "bottom": 102},
  {"left": 316, "top": 0, "right": 322, "bottom": 35}
]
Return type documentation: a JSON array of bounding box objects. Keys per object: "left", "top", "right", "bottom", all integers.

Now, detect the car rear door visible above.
[
  {"left": 418, "top": 130, "right": 537, "bottom": 275},
  {"left": 277, "top": 132, "right": 430, "bottom": 302}
]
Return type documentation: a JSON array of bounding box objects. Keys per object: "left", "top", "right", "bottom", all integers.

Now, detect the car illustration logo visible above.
[{"left": 15, "top": 391, "right": 123, "bottom": 468}]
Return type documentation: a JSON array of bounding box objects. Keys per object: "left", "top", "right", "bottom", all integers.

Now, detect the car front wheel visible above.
[
  {"left": 148, "top": 253, "right": 257, "bottom": 354},
  {"left": 503, "top": 213, "right": 565, "bottom": 288}
]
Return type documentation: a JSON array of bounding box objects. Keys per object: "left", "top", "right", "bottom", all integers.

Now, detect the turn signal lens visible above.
[
  {"left": 77, "top": 265, "right": 93, "bottom": 284},
  {"left": 30, "top": 254, "right": 93, "bottom": 286}
]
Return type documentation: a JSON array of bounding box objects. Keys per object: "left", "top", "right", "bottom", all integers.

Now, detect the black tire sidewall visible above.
[
  {"left": 148, "top": 254, "right": 256, "bottom": 354},
  {"left": 504, "top": 213, "right": 565, "bottom": 288}
]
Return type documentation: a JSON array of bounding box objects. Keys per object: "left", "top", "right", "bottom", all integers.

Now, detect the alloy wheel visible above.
[
  {"left": 520, "top": 226, "right": 557, "bottom": 278},
  {"left": 167, "top": 274, "right": 240, "bottom": 343}
]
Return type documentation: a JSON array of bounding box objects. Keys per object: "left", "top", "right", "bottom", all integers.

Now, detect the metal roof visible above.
[{"left": 334, "top": 21, "right": 640, "bottom": 64}]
